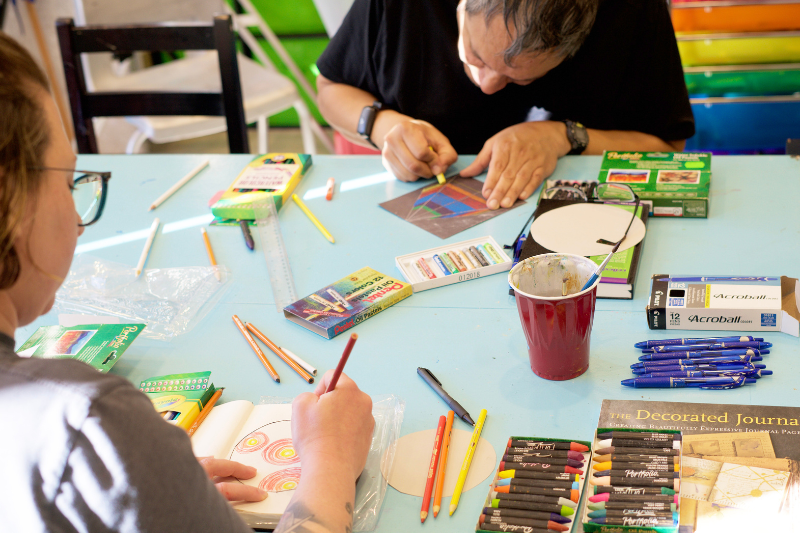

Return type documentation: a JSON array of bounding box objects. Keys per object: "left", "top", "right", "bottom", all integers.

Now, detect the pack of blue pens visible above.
[
  {"left": 394, "top": 236, "right": 512, "bottom": 292},
  {"left": 646, "top": 275, "right": 800, "bottom": 337}
]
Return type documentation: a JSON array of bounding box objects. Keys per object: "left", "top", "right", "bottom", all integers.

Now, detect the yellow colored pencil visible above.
[
  {"left": 200, "top": 228, "right": 221, "bottom": 282},
  {"left": 292, "top": 193, "right": 335, "bottom": 243},
  {"left": 187, "top": 387, "right": 224, "bottom": 436},
  {"left": 449, "top": 408, "right": 487, "bottom": 516},
  {"left": 428, "top": 146, "right": 446, "bottom": 185}
]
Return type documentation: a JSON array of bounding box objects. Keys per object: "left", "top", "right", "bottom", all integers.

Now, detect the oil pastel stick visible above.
[
  {"left": 413, "top": 262, "right": 429, "bottom": 282},
  {"left": 594, "top": 447, "right": 679, "bottom": 456},
  {"left": 417, "top": 258, "right": 437, "bottom": 279},
  {"left": 440, "top": 252, "right": 461, "bottom": 273},
  {"left": 469, "top": 246, "right": 489, "bottom": 267},
  {"left": 593, "top": 461, "right": 679, "bottom": 472},
  {"left": 482, "top": 508, "right": 572, "bottom": 524},
  {"left": 309, "top": 293, "right": 344, "bottom": 312},
  {"left": 459, "top": 250, "right": 476, "bottom": 269},
  {"left": 588, "top": 510, "right": 678, "bottom": 519},
  {"left": 508, "top": 440, "right": 589, "bottom": 452},
  {"left": 597, "top": 439, "right": 680, "bottom": 449},
  {"left": 448, "top": 250, "right": 467, "bottom": 271},
  {"left": 498, "top": 461, "right": 583, "bottom": 474},
  {"left": 494, "top": 485, "right": 579, "bottom": 501},
  {"left": 479, "top": 523, "right": 560, "bottom": 533},
  {"left": 506, "top": 448, "right": 584, "bottom": 460},
  {"left": 593, "top": 470, "right": 680, "bottom": 479},
  {"left": 432, "top": 255, "right": 451, "bottom": 276},
  {"left": 484, "top": 243, "right": 505, "bottom": 263},
  {"left": 589, "top": 517, "right": 677, "bottom": 527},
  {"left": 594, "top": 454, "right": 679, "bottom": 464},
  {"left": 490, "top": 499, "right": 575, "bottom": 515},
  {"left": 590, "top": 476, "right": 680, "bottom": 490},
  {"left": 497, "top": 478, "right": 579, "bottom": 489},
  {"left": 594, "top": 485, "right": 676, "bottom": 496},
  {"left": 589, "top": 493, "right": 679, "bottom": 503},
  {"left": 480, "top": 517, "right": 569, "bottom": 531},
  {"left": 502, "top": 456, "right": 584, "bottom": 468},
  {"left": 498, "top": 470, "right": 581, "bottom": 482},
  {"left": 588, "top": 502, "right": 677, "bottom": 511},
  {"left": 597, "top": 432, "right": 679, "bottom": 441},
  {"left": 326, "top": 288, "right": 353, "bottom": 310},
  {"left": 494, "top": 492, "right": 577, "bottom": 509},
  {"left": 476, "top": 244, "right": 496, "bottom": 264}
]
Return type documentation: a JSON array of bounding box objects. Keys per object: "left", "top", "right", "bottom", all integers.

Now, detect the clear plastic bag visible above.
[
  {"left": 54, "top": 254, "right": 232, "bottom": 341},
  {"left": 252, "top": 394, "right": 406, "bottom": 531}
]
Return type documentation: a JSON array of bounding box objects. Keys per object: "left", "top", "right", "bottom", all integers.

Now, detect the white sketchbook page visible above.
[{"left": 191, "top": 400, "right": 254, "bottom": 458}]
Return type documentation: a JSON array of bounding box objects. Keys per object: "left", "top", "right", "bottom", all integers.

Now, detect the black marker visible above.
[{"left": 417, "top": 367, "right": 475, "bottom": 425}]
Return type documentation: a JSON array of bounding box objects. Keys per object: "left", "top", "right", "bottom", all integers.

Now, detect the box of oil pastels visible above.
[
  {"left": 395, "top": 236, "right": 512, "bottom": 292},
  {"left": 581, "top": 428, "right": 682, "bottom": 533},
  {"left": 476, "top": 435, "right": 591, "bottom": 533}
]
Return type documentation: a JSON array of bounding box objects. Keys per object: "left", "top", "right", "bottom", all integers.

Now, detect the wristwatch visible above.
[
  {"left": 562, "top": 119, "right": 589, "bottom": 155},
  {"left": 357, "top": 101, "right": 384, "bottom": 150}
]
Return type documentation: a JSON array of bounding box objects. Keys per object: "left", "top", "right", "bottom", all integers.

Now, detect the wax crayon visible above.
[
  {"left": 480, "top": 517, "right": 569, "bottom": 531},
  {"left": 594, "top": 447, "right": 679, "bottom": 456},
  {"left": 593, "top": 454, "right": 679, "bottom": 465},
  {"left": 590, "top": 476, "right": 680, "bottom": 490},
  {"left": 589, "top": 493, "right": 679, "bottom": 504},
  {"left": 417, "top": 258, "right": 436, "bottom": 279},
  {"left": 498, "top": 470, "right": 581, "bottom": 482},
  {"left": 494, "top": 492, "right": 577, "bottom": 508},
  {"left": 634, "top": 336, "right": 761, "bottom": 348},
  {"left": 508, "top": 440, "right": 590, "bottom": 452},
  {"left": 458, "top": 250, "right": 476, "bottom": 269},
  {"left": 476, "top": 244, "right": 496, "bottom": 264},
  {"left": 503, "top": 456, "right": 584, "bottom": 468},
  {"left": 588, "top": 510, "right": 679, "bottom": 519},
  {"left": 597, "top": 439, "right": 679, "bottom": 449},
  {"left": 479, "top": 523, "right": 559, "bottom": 533},
  {"left": 505, "top": 448, "right": 585, "bottom": 460},
  {"left": 448, "top": 250, "right": 468, "bottom": 271},
  {"left": 643, "top": 341, "right": 772, "bottom": 353},
  {"left": 432, "top": 254, "right": 452, "bottom": 276},
  {"left": 494, "top": 485, "right": 580, "bottom": 502},
  {"left": 593, "top": 485, "right": 676, "bottom": 496},
  {"left": 484, "top": 243, "right": 505, "bottom": 263},
  {"left": 490, "top": 499, "right": 576, "bottom": 515},
  {"left": 593, "top": 461, "right": 679, "bottom": 472},
  {"left": 638, "top": 348, "right": 764, "bottom": 362},
  {"left": 496, "top": 477, "right": 580, "bottom": 489},
  {"left": 469, "top": 245, "right": 489, "bottom": 266},
  {"left": 593, "top": 470, "right": 680, "bottom": 479},
  {"left": 438, "top": 253, "right": 459, "bottom": 274},
  {"left": 481, "top": 507, "right": 571, "bottom": 524},
  {"left": 597, "top": 432, "right": 680, "bottom": 441},
  {"left": 588, "top": 501, "right": 677, "bottom": 512},
  {"left": 499, "top": 462, "right": 584, "bottom": 474},
  {"left": 589, "top": 517, "right": 677, "bottom": 526}
]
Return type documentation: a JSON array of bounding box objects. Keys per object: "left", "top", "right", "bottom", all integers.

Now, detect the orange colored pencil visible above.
[
  {"left": 187, "top": 387, "right": 224, "bottom": 436},
  {"left": 432, "top": 410, "right": 455, "bottom": 517},
  {"left": 200, "top": 227, "right": 221, "bottom": 281},
  {"left": 421, "top": 415, "right": 447, "bottom": 523},
  {"left": 232, "top": 315, "right": 280, "bottom": 382},
  {"left": 245, "top": 322, "right": 314, "bottom": 384}
]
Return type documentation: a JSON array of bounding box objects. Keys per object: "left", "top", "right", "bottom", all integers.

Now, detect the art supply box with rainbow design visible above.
[
  {"left": 284, "top": 267, "right": 412, "bottom": 339},
  {"left": 140, "top": 371, "right": 217, "bottom": 431},
  {"left": 211, "top": 152, "right": 312, "bottom": 221},
  {"left": 598, "top": 151, "right": 711, "bottom": 218}
]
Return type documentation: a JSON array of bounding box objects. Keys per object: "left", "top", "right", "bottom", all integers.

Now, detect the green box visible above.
[{"left": 599, "top": 151, "right": 711, "bottom": 218}]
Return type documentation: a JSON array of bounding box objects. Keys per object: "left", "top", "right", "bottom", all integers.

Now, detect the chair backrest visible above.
[{"left": 56, "top": 14, "right": 249, "bottom": 154}]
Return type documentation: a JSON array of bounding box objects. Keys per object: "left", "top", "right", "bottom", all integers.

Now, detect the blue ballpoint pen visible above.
[
  {"left": 640, "top": 368, "right": 773, "bottom": 379},
  {"left": 638, "top": 348, "right": 766, "bottom": 362},
  {"left": 632, "top": 354, "right": 763, "bottom": 368},
  {"left": 632, "top": 363, "right": 766, "bottom": 375},
  {"left": 633, "top": 336, "right": 762, "bottom": 349},
  {"left": 654, "top": 277, "right": 778, "bottom": 282},
  {"left": 645, "top": 341, "right": 772, "bottom": 353},
  {"left": 621, "top": 376, "right": 757, "bottom": 389}
]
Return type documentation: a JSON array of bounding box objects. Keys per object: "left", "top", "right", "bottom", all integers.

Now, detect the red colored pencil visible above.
[
  {"left": 326, "top": 333, "right": 358, "bottom": 393},
  {"left": 421, "top": 415, "right": 447, "bottom": 523}
]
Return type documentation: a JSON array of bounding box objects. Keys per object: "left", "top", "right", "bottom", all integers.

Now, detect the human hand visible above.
[
  {"left": 197, "top": 456, "right": 268, "bottom": 502},
  {"left": 460, "top": 121, "right": 571, "bottom": 209},
  {"left": 291, "top": 371, "right": 374, "bottom": 484},
  {"left": 376, "top": 112, "right": 458, "bottom": 182}
]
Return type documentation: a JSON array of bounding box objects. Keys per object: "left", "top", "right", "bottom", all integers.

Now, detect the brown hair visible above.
[{"left": 0, "top": 33, "right": 51, "bottom": 290}]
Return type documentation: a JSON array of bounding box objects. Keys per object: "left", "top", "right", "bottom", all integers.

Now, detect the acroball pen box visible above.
[
  {"left": 646, "top": 275, "right": 800, "bottom": 337},
  {"left": 395, "top": 236, "right": 512, "bottom": 292}
]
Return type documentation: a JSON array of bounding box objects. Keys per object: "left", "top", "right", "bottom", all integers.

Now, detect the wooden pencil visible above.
[
  {"left": 232, "top": 315, "right": 280, "bottom": 382},
  {"left": 245, "top": 322, "right": 314, "bottom": 384},
  {"left": 326, "top": 333, "right": 358, "bottom": 392}
]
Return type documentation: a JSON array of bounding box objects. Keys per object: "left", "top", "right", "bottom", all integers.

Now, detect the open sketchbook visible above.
[{"left": 191, "top": 401, "right": 298, "bottom": 528}]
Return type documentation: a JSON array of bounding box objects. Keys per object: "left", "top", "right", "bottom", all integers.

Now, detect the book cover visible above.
[
  {"left": 597, "top": 399, "right": 800, "bottom": 532},
  {"left": 139, "top": 371, "right": 216, "bottom": 430},
  {"left": 16, "top": 323, "right": 145, "bottom": 373},
  {"left": 284, "top": 267, "right": 412, "bottom": 339},
  {"left": 210, "top": 153, "right": 312, "bottom": 221}
]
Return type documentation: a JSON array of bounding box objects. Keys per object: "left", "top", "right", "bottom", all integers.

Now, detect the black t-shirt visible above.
[{"left": 317, "top": 0, "right": 695, "bottom": 154}]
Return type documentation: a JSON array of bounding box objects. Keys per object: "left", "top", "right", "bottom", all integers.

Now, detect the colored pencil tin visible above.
[
  {"left": 395, "top": 236, "right": 512, "bottom": 292},
  {"left": 581, "top": 428, "right": 682, "bottom": 533},
  {"left": 476, "top": 436, "right": 592, "bottom": 533}
]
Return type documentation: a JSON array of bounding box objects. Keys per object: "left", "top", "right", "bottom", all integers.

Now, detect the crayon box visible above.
[
  {"left": 140, "top": 371, "right": 216, "bottom": 431},
  {"left": 646, "top": 275, "right": 800, "bottom": 337},
  {"left": 598, "top": 151, "right": 711, "bottom": 218},
  {"left": 210, "top": 152, "right": 312, "bottom": 220},
  {"left": 284, "top": 267, "right": 412, "bottom": 339}
]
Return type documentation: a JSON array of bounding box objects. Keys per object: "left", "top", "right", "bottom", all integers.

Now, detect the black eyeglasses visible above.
[{"left": 32, "top": 168, "right": 112, "bottom": 226}]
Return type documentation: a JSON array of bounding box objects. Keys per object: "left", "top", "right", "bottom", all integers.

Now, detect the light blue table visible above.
[{"left": 19, "top": 154, "right": 800, "bottom": 532}]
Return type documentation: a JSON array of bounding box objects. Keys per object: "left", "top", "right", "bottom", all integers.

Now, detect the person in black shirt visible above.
[{"left": 316, "top": 0, "right": 694, "bottom": 210}]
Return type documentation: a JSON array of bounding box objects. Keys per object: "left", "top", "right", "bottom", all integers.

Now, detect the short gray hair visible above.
[{"left": 465, "top": 0, "right": 599, "bottom": 64}]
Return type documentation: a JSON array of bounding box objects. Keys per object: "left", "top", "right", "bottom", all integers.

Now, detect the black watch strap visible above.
[
  {"left": 357, "top": 101, "right": 384, "bottom": 150},
  {"left": 563, "top": 119, "right": 589, "bottom": 155}
]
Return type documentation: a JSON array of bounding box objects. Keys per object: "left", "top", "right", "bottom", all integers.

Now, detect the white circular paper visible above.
[{"left": 530, "top": 203, "right": 646, "bottom": 257}]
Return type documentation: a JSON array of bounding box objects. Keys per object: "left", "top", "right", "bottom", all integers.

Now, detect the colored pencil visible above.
[
  {"left": 187, "top": 387, "right": 224, "bottom": 436},
  {"left": 326, "top": 333, "right": 357, "bottom": 393},
  {"left": 232, "top": 315, "right": 280, "bottom": 382},
  {"left": 433, "top": 411, "right": 454, "bottom": 517},
  {"left": 326, "top": 177, "right": 335, "bottom": 200},
  {"left": 239, "top": 220, "right": 255, "bottom": 250},
  {"left": 149, "top": 159, "right": 209, "bottom": 210},
  {"left": 135, "top": 218, "right": 160, "bottom": 277},
  {"left": 421, "top": 415, "right": 447, "bottom": 522},
  {"left": 281, "top": 347, "right": 317, "bottom": 376},
  {"left": 200, "top": 228, "right": 221, "bottom": 282},
  {"left": 292, "top": 193, "right": 335, "bottom": 243},
  {"left": 449, "top": 408, "right": 488, "bottom": 515},
  {"left": 245, "top": 323, "right": 314, "bottom": 384}
]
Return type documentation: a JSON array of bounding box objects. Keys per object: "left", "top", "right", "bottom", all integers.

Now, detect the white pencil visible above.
[
  {"left": 149, "top": 160, "right": 209, "bottom": 210},
  {"left": 280, "top": 348, "right": 317, "bottom": 376},
  {"left": 135, "top": 218, "right": 160, "bottom": 277}
]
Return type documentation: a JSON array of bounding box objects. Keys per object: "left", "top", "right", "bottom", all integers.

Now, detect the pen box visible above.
[
  {"left": 646, "top": 275, "right": 800, "bottom": 337},
  {"left": 581, "top": 428, "right": 682, "bottom": 533},
  {"left": 476, "top": 435, "right": 591, "bottom": 533},
  {"left": 395, "top": 236, "right": 512, "bottom": 292}
]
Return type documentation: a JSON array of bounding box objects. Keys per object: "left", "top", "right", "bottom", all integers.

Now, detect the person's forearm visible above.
[
  {"left": 585, "top": 129, "right": 686, "bottom": 154},
  {"left": 273, "top": 460, "right": 357, "bottom": 533}
]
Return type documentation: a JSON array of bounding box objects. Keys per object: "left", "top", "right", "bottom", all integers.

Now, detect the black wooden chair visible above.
[{"left": 56, "top": 14, "right": 249, "bottom": 154}]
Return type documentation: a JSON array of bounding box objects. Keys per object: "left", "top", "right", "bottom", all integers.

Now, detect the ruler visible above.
[{"left": 252, "top": 196, "right": 298, "bottom": 312}]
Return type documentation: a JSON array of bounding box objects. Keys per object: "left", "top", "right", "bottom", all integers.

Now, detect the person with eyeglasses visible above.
[{"left": 0, "top": 33, "right": 373, "bottom": 533}]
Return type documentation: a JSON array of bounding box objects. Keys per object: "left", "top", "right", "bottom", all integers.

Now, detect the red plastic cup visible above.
[{"left": 509, "top": 254, "right": 599, "bottom": 381}]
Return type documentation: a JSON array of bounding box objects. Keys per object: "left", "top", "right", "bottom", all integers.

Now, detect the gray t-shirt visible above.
[{"left": 0, "top": 331, "right": 252, "bottom": 532}]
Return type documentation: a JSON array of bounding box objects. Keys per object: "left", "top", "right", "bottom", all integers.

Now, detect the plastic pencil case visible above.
[{"left": 677, "top": 32, "right": 800, "bottom": 67}]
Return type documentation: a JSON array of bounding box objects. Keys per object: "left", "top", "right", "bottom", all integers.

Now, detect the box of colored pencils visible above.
[
  {"left": 210, "top": 152, "right": 312, "bottom": 220},
  {"left": 581, "top": 428, "right": 682, "bottom": 533},
  {"left": 139, "top": 371, "right": 217, "bottom": 431},
  {"left": 395, "top": 236, "right": 511, "bottom": 292},
  {"left": 476, "top": 436, "right": 591, "bottom": 533}
]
